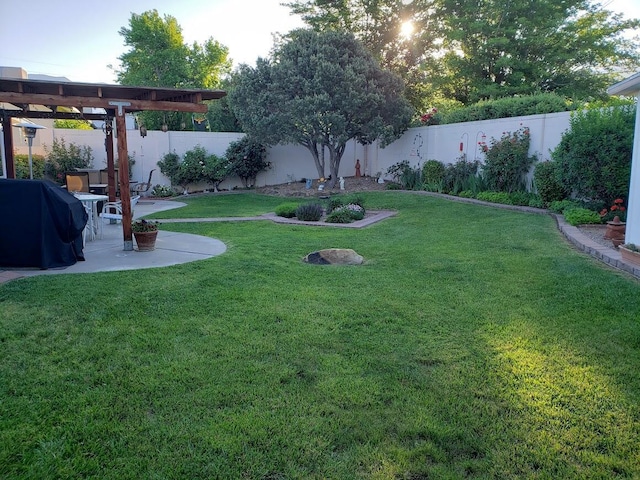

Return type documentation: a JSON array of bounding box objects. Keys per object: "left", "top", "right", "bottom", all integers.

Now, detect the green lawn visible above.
[{"left": 2, "top": 192, "right": 639, "bottom": 479}]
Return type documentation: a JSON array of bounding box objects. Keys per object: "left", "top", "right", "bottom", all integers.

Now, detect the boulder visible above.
[{"left": 303, "top": 248, "right": 364, "bottom": 265}]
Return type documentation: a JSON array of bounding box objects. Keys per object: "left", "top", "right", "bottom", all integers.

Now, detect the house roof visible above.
[{"left": 607, "top": 72, "right": 640, "bottom": 96}]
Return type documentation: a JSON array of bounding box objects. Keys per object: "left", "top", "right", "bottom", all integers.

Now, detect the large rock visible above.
[{"left": 303, "top": 248, "right": 364, "bottom": 265}]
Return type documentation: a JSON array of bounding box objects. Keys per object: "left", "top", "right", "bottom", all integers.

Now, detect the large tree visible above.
[
  {"left": 432, "top": 0, "right": 640, "bottom": 104},
  {"left": 288, "top": 0, "right": 640, "bottom": 107},
  {"left": 229, "top": 29, "right": 413, "bottom": 188},
  {"left": 115, "top": 10, "right": 231, "bottom": 130},
  {"left": 285, "top": 0, "right": 440, "bottom": 111}
]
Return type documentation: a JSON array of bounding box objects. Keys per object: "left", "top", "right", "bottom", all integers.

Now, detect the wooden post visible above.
[
  {"left": 114, "top": 107, "right": 132, "bottom": 251},
  {"left": 1, "top": 114, "right": 15, "bottom": 178},
  {"left": 104, "top": 113, "right": 116, "bottom": 201}
]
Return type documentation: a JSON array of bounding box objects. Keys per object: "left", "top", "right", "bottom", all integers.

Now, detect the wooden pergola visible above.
[{"left": 0, "top": 77, "right": 225, "bottom": 250}]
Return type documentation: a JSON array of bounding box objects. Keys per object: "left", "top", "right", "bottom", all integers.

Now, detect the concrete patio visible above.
[{"left": 0, "top": 199, "right": 226, "bottom": 282}]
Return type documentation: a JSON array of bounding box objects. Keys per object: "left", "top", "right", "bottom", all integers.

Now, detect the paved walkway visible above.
[{"left": 1, "top": 195, "right": 639, "bottom": 283}]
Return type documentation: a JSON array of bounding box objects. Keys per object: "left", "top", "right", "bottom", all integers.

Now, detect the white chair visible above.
[{"left": 98, "top": 195, "right": 140, "bottom": 238}]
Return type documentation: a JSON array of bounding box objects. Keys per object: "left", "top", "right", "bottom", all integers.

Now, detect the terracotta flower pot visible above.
[
  {"left": 133, "top": 230, "right": 158, "bottom": 251},
  {"left": 604, "top": 216, "right": 625, "bottom": 247}
]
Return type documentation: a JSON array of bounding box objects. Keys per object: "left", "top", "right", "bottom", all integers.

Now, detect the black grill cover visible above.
[{"left": 0, "top": 179, "right": 87, "bottom": 269}]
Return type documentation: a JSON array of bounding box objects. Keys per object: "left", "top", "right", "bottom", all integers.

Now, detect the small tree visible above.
[
  {"left": 178, "top": 146, "right": 208, "bottom": 193},
  {"left": 157, "top": 152, "right": 182, "bottom": 186},
  {"left": 230, "top": 29, "right": 412, "bottom": 188},
  {"left": 202, "top": 154, "right": 231, "bottom": 192},
  {"left": 225, "top": 137, "right": 269, "bottom": 188},
  {"left": 43, "top": 138, "right": 94, "bottom": 184}
]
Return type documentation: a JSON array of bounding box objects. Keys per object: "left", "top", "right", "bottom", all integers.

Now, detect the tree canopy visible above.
[
  {"left": 115, "top": 10, "right": 231, "bottom": 130},
  {"left": 435, "top": 0, "right": 640, "bottom": 104},
  {"left": 229, "top": 29, "right": 413, "bottom": 187},
  {"left": 287, "top": 0, "right": 640, "bottom": 107},
  {"left": 285, "top": 0, "right": 440, "bottom": 110}
]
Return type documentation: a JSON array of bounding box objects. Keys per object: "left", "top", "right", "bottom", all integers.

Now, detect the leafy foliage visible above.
[
  {"left": 202, "top": 153, "right": 231, "bottom": 192},
  {"left": 563, "top": 208, "right": 602, "bottom": 226},
  {"left": 443, "top": 158, "right": 480, "bottom": 195},
  {"left": 386, "top": 160, "right": 422, "bottom": 190},
  {"left": 421, "top": 159, "right": 446, "bottom": 185},
  {"left": 476, "top": 191, "right": 513, "bottom": 205},
  {"left": 481, "top": 127, "right": 537, "bottom": 193},
  {"left": 14, "top": 154, "right": 45, "bottom": 180},
  {"left": 441, "top": 94, "right": 577, "bottom": 124},
  {"left": 115, "top": 9, "right": 231, "bottom": 131},
  {"left": 533, "top": 161, "right": 568, "bottom": 205},
  {"left": 157, "top": 152, "right": 182, "bottom": 187},
  {"left": 43, "top": 138, "right": 94, "bottom": 184},
  {"left": 225, "top": 137, "right": 270, "bottom": 188},
  {"left": 285, "top": 0, "right": 441, "bottom": 111},
  {"left": 54, "top": 119, "right": 93, "bottom": 130},
  {"left": 275, "top": 202, "right": 300, "bottom": 218},
  {"left": 230, "top": 29, "right": 412, "bottom": 187},
  {"left": 433, "top": 0, "right": 640, "bottom": 104},
  {"left": 151, "top": 184, "right": 177, "bottom": 197},
  {"left": 552, "top": 105, "right": 635, "bottom": 204}
]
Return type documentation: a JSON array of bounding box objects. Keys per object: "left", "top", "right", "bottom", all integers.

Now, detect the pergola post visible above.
[{"left": 112, "top": 104, "right": 133, "bottom": 251}]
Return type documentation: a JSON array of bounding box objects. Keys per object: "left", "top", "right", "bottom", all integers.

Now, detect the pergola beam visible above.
[{"left": 0, "top": 92, "right": 209, "bottom": 113}]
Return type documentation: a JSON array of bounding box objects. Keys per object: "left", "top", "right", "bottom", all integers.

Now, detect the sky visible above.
[{"left": 0, "top": 0, "right": 639, "bottom": 84}]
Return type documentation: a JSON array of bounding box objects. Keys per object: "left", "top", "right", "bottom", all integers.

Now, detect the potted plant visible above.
[
  {"left": 131, "top": 219, "right": 160, "bottom": 251},
  {"left": 619, "top": 243, "right": 640, "bottom": 266}
]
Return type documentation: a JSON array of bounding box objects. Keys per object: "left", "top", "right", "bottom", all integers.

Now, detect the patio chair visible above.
[
  {"left": 99, "top": 168, "right": 119, "bottom": 196},
  {"left": 65, "top": 171, "right": 90, "bottom": 193},
  {"left": 98, "top": 195, "right": 140, "bottom": 238},
  {"left": 132, "top": 169, "right": 155, "bottom": 196}
]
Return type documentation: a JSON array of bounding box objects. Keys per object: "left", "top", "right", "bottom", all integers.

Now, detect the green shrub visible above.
[
  {"left": 386, "top": 160, "right": 422, "bottom": 190},
  {"left": 476, "top": 191, "right": 513, "bottom": 204},
  {"left": 443, "top": 158, "right": 480, "bottom": 195},
  {"left": 14, "top": 154, "right": 45, "bottom": 179},
  {"left": 458, "top": 190, "right": 475, "bottom": 198},
  {"left": 528, "top": 197, "right": 546, "bottom": 209},
  {"left": 422, "top": 160, "right": 445, "bottom": 184},
  {"left": 225, "top": 136, "right": 270, "bottom": 188},
  {"left": 563, "top": 208, "right": 601, "bottom": 226},
  {"left": 325, "top": 209, "right": 354, "bottom": 223},
  {"left": 548, "top": 199, "right": 583, "bottom": 214},
  {"left": 533, "top": 161, "right": 568, "bottom": 204},
  {"left": 275, "top": 202, "right": 300, "bottom": 218},
  {"left": 151, "top": 184, "right": 176, "bottom": 197},
  {"left": 157, "top": 152, "right": 182, "bottom": 187},
  {"left": 385, "top": 182, "right": 402, "bottom": 190},
  {"left": 508, "top": 191, "right": 539, "bottom": 206},
  {"left": 552, "top": 105, "right": 634, "bottom": 204},
  {"left": 441, "top": 93, "right": 576, "bottom": 124},
  {"left": 295, "top": 202, "right": 324, "bottom": 221},
  {"left": 481, "top": 127, "right": 537, "bottom": 193},
  {"left": 326, "top": 194, "right": 365, "bottom": 214},
  {"left": 339, "top": 204, "right": 365, "bottom": 220},
  {"left": 43, "top": 138, "right": 94, "bottom": 184}
]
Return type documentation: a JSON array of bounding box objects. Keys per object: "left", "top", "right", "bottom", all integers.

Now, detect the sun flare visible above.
[{"left": 400, "top": 20, "right": 414, "bottom": 39}]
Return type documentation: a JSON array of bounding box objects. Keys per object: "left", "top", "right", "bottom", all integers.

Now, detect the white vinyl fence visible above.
[{"left": 6, "top": 111, "right": 573, "bottom": 190}]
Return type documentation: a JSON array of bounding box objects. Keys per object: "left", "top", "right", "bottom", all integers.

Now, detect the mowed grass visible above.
[{"left": 1, "top": 192, "right": 639, "bottom": 479}]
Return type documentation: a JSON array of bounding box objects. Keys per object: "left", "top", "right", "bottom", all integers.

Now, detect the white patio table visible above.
[{"left": 73, "top": 193, "right": 108, "bottom": 241}]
